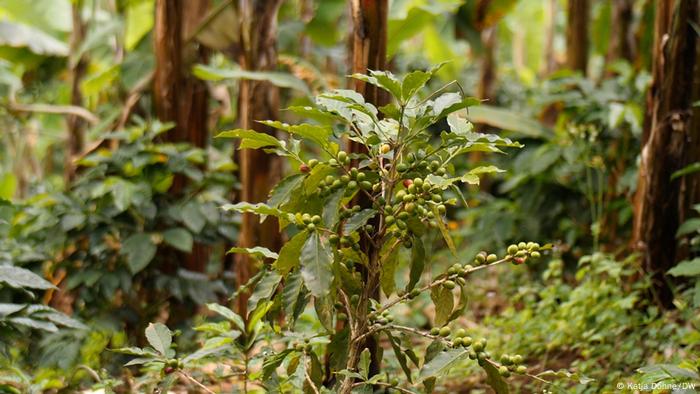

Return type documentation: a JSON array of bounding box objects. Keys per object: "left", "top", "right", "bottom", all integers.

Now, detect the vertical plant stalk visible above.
[
  {"left": 632, "top": 0, "right": 699, "bottom": 308},
  {"left": 338, "top": 1, "right": 389, "bottom": 391},
  {"left": 565, "top": 0, "right": 590, "bottom": 74},
  {"left": 65, "top": 0, "right": 88, "bottom": 183},
  {"left": 235, "top": 0, "right": 284, "bottom": 316}
]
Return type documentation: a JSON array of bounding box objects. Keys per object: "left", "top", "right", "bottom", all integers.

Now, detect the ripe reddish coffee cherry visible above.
[
  {"left": 299, "top": 164, "right": 310, "bottom": 173},
  {"left": 403, "top": 179, "right": 413, "bottom": 188}
]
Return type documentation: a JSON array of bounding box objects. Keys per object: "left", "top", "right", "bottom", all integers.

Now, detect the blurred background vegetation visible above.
[{"left": 0, "top": 0, "right": 698, "bottom": 392}]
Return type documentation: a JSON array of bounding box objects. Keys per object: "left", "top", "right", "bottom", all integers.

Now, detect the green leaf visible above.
[
  {"left": 228, "top": 246, "right": 279, "bottom": 260},
  {"left": 351, "top": 70, "right": 402, "bottom": 101},
  {"left": 300, "top": 233, "right": 333, "bottom": 296},
  {"left": 676, "top": 218, "right": 700, "bottom": 237},
  {"left": 145, "top": 322, "right": 172, "bottom": 356},
  {"left": 193, "top": 64, "right": 309, "bottom": 93},
  {"left": 419, "top": 348, "right": 469, "bottom": 381},
  {"left": 672, "top": 162, "right": 700, "bottom": 180},
  {"left": 222, "top": 202, "right": 294, "bottom": 222},
  {"left": 342, "top": 209, "right": 376, "bottom": 234},
  {"left": 380, "top": 245, "right": 399, "bottom": 296},
  {"left": 0, "top": 20, "right": 68, "bottom": 56},
  {"left": 668, "top": 258, "right": 700, "bottom": 277},
  {"left": 268, "top": 174, "right": 305, "bottom": 208},
  {"left": 407, "top": 237, "right": 426, "bottom": 291},
  {"left": 182, "top": 202, "right": 206, "bottom": 233},
  {"left": 0, "top": 173, "right": 16, "bottom": 200},
  {"left": 0, "top": 266, "right": 55, "bottom": 290},
  {"left": 432, "top": 207, "right": 457, "bottom": 256},
  {"left": 162, "top": 228, "right": 193, "bottom": 253},
  {"left": 431, "top": 285, "right": 454, "bottom": 326},
  {"left": 263, "top": 349, "right": 293, "bottom": 380},
  {"left": 215, "top": 129, "right": 283, "bottom": 149},
  {"left": 359, "top": 349, "right": 371, "bottom": 380},
  {"left": 463, "top": 105, "right": 552, "bottom": 139},
  {"left": 282, "top": 269, "right": 306, "bottom": 323},
  {"left": 249, "top": 270, "right": 282, "bottom": 311},
  {"left": 401, "top": 71, "right": 431, "bottom": 103},
  {"left": 206, "top": 303, "right": 245, "bottom": 331},
  {"left": 122, "top": 233, "right": 157, "bottom": 274},
  {"left": 322, "top": 188, "right": 345, "bottom": 228},
  {"left": 483, "top": 361, "right": 510, "bottom": 394},
  {"left": 275, "top": 231, "right": 309, "bottom": 275},
  {"left": 387, "top": 332, "right": 413, "bottom": 383},
  {"left": 257, "top": 120, "right": 333, "bottom": 149}
]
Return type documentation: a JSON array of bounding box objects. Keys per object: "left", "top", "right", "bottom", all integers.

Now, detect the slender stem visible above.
[
  {"left": 304, "top": 355, "right": 321, "bottom": 394},
  {"left": 178, "top": 371, "right": 215, "bottom": 394},
  {"left": 376, "top": 257, "right": 511, "bottom": 314},
  {"left": 352, "top": 381, "right": 417, "bottom": 394}
]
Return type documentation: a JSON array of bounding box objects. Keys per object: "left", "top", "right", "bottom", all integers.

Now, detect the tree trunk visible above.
[
  {"left": 154, "top": 0, "right": 211, "bottom": 272},
  {"left": 542, "top": 0, "right": 558, "bottom": 75},
  {"left": 607, "top": 0, "right": 635, "bottom": 64},
  {"left": 65, "top": 0, "right": 88, "bottom": 183},
  {"left": 234, "top": 0, "right": 284, "bottom": 316},
  {"left": 339, "top": 1, "right": 388, "bottom": 392},
  {"left": 632, "top": 0, "right": 699, "bottom": 309},
  {"left": 565, "top": 0, "right": 590, "bottom": 74}
]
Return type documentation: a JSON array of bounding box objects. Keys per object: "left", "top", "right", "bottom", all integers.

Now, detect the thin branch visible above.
[
  {"left": 376, "top": 257, "right": 511, "bottom": 314},
  {"left": 178, "top": 371, "right": 216, "bottom": 394},
  {"left": 6, "top": 102, "right": 100, "bottom": 125},
  {"left": 352, "top": 381, "right": 417, "bottom": 394}
]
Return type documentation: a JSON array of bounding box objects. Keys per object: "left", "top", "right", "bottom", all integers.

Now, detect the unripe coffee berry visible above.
[
  {"left": 531, "top": 251, "right": 541, "bottom": 259},
  {"left": 380, "top": 144, "right": 391, "bottom": 154},
  {"left": 487, "top": 254, "right": 497, "bottom": 263},
  {"left": 443, "top": 280, "right": 456, "bottom": 289},
  {"left": 507, "top": 244, "right": 519, "bottom": 255},
  {"left": 338, "top": 151, "right": 348, "bottom": 162},
  {"left": 499, "top": 366, "right": 510, "bottom": 377},
  {"left": 430, "top": 327, "right": 440, "bottom": 336},
  {"left": 439, "top": 326, "right": 451, "bottom": 337},
  {"left": 516, "top": 366, "right": 527, "bottom": 374}
]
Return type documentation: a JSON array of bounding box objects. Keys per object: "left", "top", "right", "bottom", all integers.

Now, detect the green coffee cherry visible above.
[
  {"left": 338, "top": 151, "right": 348, "bottom": 163},
  {"left": 499, "top": 366, "right": 510, "bottom": 377},
  {"left": 512, "top": 355, "right": 523, "bottom": 364},
  {"left": 443, "top": 280, "right": 456, "bottom": 290},
  {"left": 396, "top": 163, "right": 408, "bottom": 172},
  {"left": 430, "top": 327, "right": 440, "bottom": 336},
  {"left": 531, "top": 251, "right": 541, "bottom": 259},
  {"left": 518, "top": 242, "right": 527, "bottom": 249},
  {"left": 516, "top": 365, "right": 527, "bottom": 374},
  {"left": 462, "top": 336, "right": 472, "bottom": 347},
  {"left": 453, "top": 338, "right": 463, "bottom": 347},
  {"left": 487, "top": 254, "right": 498, "bottom": 263},
  {"left": 454, "top": 328, "right": 467, "bottom": 338},
  {"left": 439, "top": 326, "right": 451, "bottom": 337},
  {"left": 507, "top": 244, "right": 519, "bottom": 255},
  {"left": 306, "top": 223, "right": 316, "bottom": 231},
  {"left": 329, "top": 159, "right": 338, "bottom": 166}
]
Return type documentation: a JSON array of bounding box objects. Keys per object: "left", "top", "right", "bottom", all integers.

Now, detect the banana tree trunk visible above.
[
  {"left": 633, "top": 0, "right": 699, "bottom": 309},
  {"left": 234, "top": 0, "right": 284, "bottom": 316}
]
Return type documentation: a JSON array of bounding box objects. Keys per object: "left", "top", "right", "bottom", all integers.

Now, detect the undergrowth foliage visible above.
[{"left": 121, "top": 66, "right": 554, "bottom": 393}]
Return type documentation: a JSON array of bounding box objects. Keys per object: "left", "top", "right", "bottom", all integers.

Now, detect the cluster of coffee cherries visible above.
[
  {"left": 392, "top": 150, "right": 446, "bottom": 177},
  {"left": 382, "top": 177, "right": 449, "bottom": 245},
  {"left": 428, "top": 327, "right": 527, "bottom": 377},
  {"left": 297, "top": 213, "right": 322, "bottom": 231},
  {"left": 292, "top": 338, "right": 314, "bottom": 353},
  {"left": 369, "top": 309, "right": 395, "bottom": 327},
  {"left": 505, "top": 241, "right": 542, "bottom": 265}
]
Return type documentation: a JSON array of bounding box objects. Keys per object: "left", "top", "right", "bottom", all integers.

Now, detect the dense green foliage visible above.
[{"left": 0, "top": 0, "right": 698, "bottom": 393}]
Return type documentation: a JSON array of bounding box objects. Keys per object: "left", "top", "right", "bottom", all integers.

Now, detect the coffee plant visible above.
[{"left": 119, "top": 66, "right": 558, "bottom": 392}]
